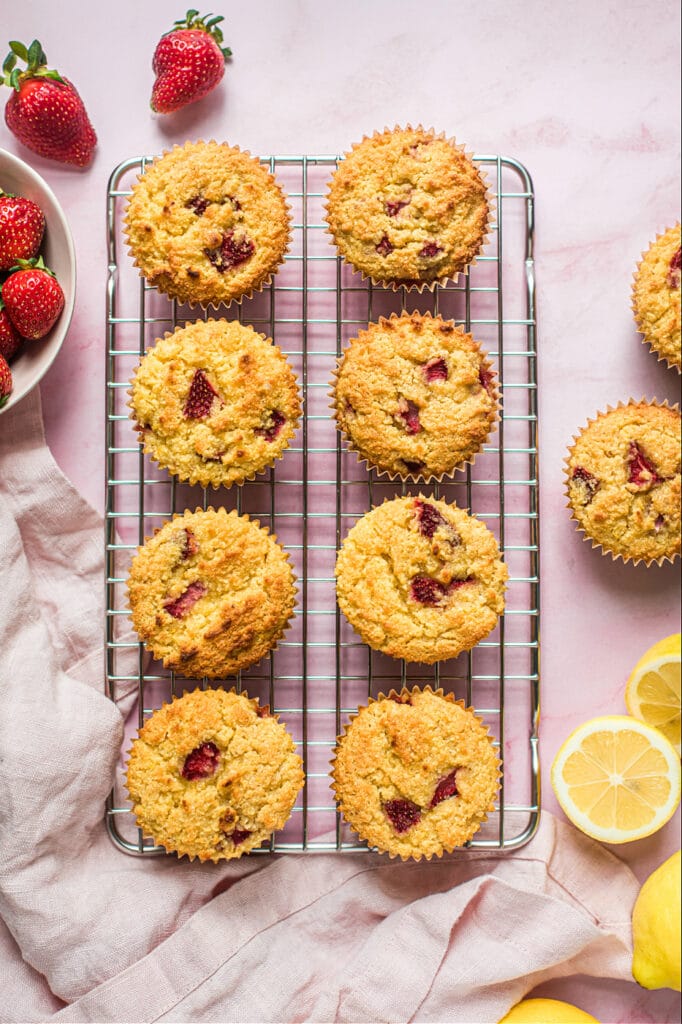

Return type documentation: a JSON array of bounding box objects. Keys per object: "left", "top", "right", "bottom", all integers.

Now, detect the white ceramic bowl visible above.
[{"left": 0, "top": 148, "right": 76, "bottom": 415}]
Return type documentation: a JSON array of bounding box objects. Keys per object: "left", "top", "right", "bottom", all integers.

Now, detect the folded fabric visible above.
[{"left": 0, "top": 390, "right": 643, "bottom": 1023}]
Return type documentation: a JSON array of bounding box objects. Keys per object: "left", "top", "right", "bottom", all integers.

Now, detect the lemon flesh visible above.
[
  {"left": 499, "top": 997, "right": 600, "bottom": 1023},
  {"left": 626, "top": 634, "right": 681, "bottom": 756},
  {"left": 632, "top": 850, "right": 681, "bottom": 991},
  {"left": 551, "top": 715, "right": 681, "bottom": 843}
]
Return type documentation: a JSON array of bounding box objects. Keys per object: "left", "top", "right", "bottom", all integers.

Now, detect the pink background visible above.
[{"left": 2, "top": 1, "right": 680, "bottom": 1021}]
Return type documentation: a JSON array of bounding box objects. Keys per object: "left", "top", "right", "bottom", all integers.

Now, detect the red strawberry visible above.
[
  {"left": 0, "top": 353, "right": 12, "bottom": 409},
  {"left": 151, "top": 10, "right": 232, "bottom": 113},
  {"left": 0, "top": 190, "right": 45, "bottom": 270},
  {"left": 2, "top": 40, "right": 96, "bottom": 167},
  {"left": 2, "top": 257, "right": 65, "bottom": 340},
  {"left": 0, "top": 306, "right": 22, "bottom": 362}
]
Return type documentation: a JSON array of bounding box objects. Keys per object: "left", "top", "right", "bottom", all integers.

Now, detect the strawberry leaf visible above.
[
  {"left": 9, "top": 41, "right": 28, "bottom": 61},
  {"left": 27, "top": 39, "right": 43, "bottom": 66}
]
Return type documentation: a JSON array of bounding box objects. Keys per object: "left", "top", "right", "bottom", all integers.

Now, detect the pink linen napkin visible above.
[{"left": 0, "top": 389, "right": 642, "bottom": 1024}]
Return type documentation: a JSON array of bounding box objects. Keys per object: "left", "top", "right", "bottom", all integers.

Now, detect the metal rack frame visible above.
[{"left": 105, "top": 153, "right": 539, "bottom": 855}]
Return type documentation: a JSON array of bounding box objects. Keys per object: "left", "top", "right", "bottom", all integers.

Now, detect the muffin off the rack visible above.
[
  {"left": 332, "top": 311, "right": 498, "bottom": 480},
  {"left": 335, "top": 495, "right": 508, "bottom": 664},
  {"left": 130, "top": 319, "right": 301, "bottom": 488},
  {"left": 325, "top": 126, "right": 490, "bottom": 289},
  {"left": 331, "top": 687, "right": 500, "bottom": 859},
  {"left": 565, "top": 400, "right": 681, "bottom": 566},
  {"left": 632, "top": 224, "right": 681, "bottom": 371},
  {"left": 126, "top": 688, "right": 304, "bottom": 861},
  {"left": 124, "top": 140, "right": 291, "bottom": 307},
  {"left": 127, "top": 508, "right": 296, "bottom": 678}
]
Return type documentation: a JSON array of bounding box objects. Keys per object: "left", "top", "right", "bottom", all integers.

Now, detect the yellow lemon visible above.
[
  {"left": 626, "top": 633, "right": 681, "bottom": 756},
  {"left": 551, "top": 715, "right": 681, "bottom": 843},
  {"left": 498, "top": 997, "right": 600, "bottom": 1023},
  {"left": 632, "top": 850, "right": 681, "bottom": 991}
]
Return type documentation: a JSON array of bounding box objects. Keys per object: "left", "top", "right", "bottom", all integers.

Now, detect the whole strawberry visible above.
[
  {"left": 0, "top": 305, "right": 22, "bottom": 362},
  {"left": 0, "top": 353, "right": 12, "bottom": 409},
  {"left": 0, "top": 189, "right": 45, "bottom": 270},
  {"left": 151, "top": 10, "right": 232, "bottom": 114},
  {"left": 2, "top": 39, "right": 97, "bottom": 167},
  {"left": 2, "top": 257, "right": 65, "bottom": 340}
]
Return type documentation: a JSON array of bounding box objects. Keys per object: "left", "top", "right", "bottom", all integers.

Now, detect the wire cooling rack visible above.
[{"left": 105, "top": 152, "right": 539, "bottom": 855}]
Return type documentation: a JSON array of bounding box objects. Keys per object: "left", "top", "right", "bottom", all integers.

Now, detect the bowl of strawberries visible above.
[{"left": 0, "top": 147, "right": 75, "bottom": 414}]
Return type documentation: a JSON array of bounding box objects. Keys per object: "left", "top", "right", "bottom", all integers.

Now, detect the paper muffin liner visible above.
[
  {"left": 127, "top": 318, "right": 303, "bottom": 490},
  {"left": 124, "top": 686, "right": 304, "bottom": 862},
  {"left": 330, "top": 685, "right": 502, "bottom": 861},
  {"left": 329, "top": 310, "right": 501, "bottom": 484},
  {"left": 564, "top": 398, "right": 681, "bottom": 568},
  {"left": 631, "top": 223, "right": 682, "bottom": 373},
  {"left": 323, "top": 125, "right": 495, "bottom": 295},
  {"left": 123, "top": 139, "right": 292, "bottom": 312},
  {"left": 126, "top": 506, "right": 299, "bottom": 678}
]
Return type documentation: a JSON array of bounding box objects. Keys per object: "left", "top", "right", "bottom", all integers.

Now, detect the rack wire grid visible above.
[{"left": 105, "top": 152, "right": 539, "bottom": 856}]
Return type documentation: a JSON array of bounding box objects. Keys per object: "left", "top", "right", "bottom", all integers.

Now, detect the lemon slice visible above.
[
  {"left": 626, "top": 633, "right": 681, "bottom": 756},
  {"left": 551, "top": 716, "right": 681, "bottom": 844}
]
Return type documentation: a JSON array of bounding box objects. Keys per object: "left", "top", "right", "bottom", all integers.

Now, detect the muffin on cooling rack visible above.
[
  {"left": 565, "top": 400, "right": 681, "bottom": 566},
  {"left": 127, "top": 508, "right": 296, "bottom": 677},
  {"left": 331, "top": 686, "right": 500, "bottom": 859},
  {"left": 332, "top": 311, "right": 498, "bottom": 480},
  {"left": 325, "top": 125, "right": 490, "bottom": 289},
  {"left": 130, "top": 319, "right": 301, "bottom": 488},
  {"left": 126, "top": 687, "right": 304, "bottom": 861},
  {"left": 124, "top": 140, "right": 291, "bottom": 307},
  {"left": 335, "top": 496, "right": 508, "bottom": 663},
  {"left": 632, "top": 224, "right": 681, "bottom": 371}
]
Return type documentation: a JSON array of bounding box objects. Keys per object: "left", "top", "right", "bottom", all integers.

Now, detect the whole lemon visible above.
[
  {"left": 632, "top": 850, "right": 681, "bottom": 991},
  {"left": 498, "top": 997, "right": 600, "bottom": 1023}
]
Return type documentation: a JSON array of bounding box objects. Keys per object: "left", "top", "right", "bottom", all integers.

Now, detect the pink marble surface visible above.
[{"left": 2, "top": 1, "right": 681, "bottom": 1021}]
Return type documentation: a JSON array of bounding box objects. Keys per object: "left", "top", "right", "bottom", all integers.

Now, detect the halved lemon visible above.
[
  {"left": 551, "top": 716, "right": 681, "bottom": 844},
  {"left": 625, "top": 633, "right": 681, "bottom": 756}
]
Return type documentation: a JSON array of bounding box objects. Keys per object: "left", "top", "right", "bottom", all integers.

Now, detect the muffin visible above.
[
  {"left": 126, "top": 687, "right": 304, "bottom": 861},
  {"left": 124, "top": 140, "right": 291, "bottom": 307},
  {"left": 332, "top": 311, "right": 498, "bottom": 480},
  {"left": 127, "top": 508, "right": 296, "bottom": 677},
  {"left": 325, "top": 125, "right": 490, "bottom": 289},
  {"left": 331, "top": 686, "right": 500, "bottom": 859},
  {"left": 130, "top": 319, "right": 301, "bottom": 488},
  {"left": 632, "top": 224, "right": 681, "bottom": 371},
  {"left": 335, "top": 496, "right": 508, "bottom": 663},
  {"left": 565, "top": 401, "right": 681, "bottom": 565}
]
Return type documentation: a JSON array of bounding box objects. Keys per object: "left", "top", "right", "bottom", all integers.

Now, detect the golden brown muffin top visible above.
[
  {"left": 127, "top": 508, "right": 296, "bottom": 678},
  {"left": 335, "top": 496, "right": 508, "bottom": 663},
  {"left": 566, "top": 402, "right": 681, "bottom": 564},
  {"left": 325, "top": 126, "right": 489, "bottom": 287},
  {"left": 130, "top": 319, "right": 301, "bottom": 488},
  {"left": 126, "top": 688, "right": 304, "bottom": 861},
  {"left": 632, "top": 224, "right": 681, "bottom": 371},
  {"left": 333, "top": 311, "right": 498, "bottom": 479},
  {"left": 124, "top": 141, "right": 291, "bottom": 306},
  {"left": 332, "top": 687, "right": 500, "bottom": 859}
]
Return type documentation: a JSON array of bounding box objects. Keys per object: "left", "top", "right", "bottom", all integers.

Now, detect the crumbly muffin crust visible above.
[
  {"left": 335, "top": 496, "right": 508, "bottom": 663},
  {"left": 124, "top": 141, "right": 291, "bottom": 307},
  {"left": 325, "top": 126, "right": 489, "bottom": 288},
  {"left": 130, "top": 319, "right": 301, "bottom": 488},
  {"left": 126, "top": 688, "right": 304, "bottom": 861},
  {"left": 331, "top": 687, "right": 500, "bottom": 859},
  {"left": 127, "top": 508, "right": 296, "bottom": 677},
  {"left": 332, "top": 311, "right": 498, "bottom": 479},
  {"left": 632, "top": 224, "right": 681, "bottom": 371},
  {"left": 565, "top": 401, "right": 681, "bottom": 565}
]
